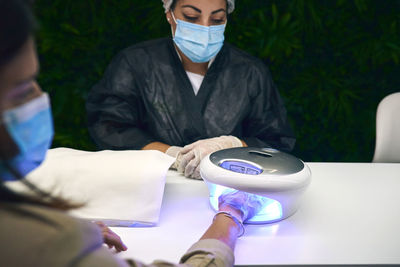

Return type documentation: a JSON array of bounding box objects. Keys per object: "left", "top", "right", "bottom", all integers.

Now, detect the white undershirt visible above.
[
  {"left": 174, "top": 46, "right": 215, "bottom": 95},
  {"left": 185, "top": 71, "right": 204, "bottom": 95}
]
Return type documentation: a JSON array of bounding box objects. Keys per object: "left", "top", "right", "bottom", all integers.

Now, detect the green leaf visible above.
[{"left": 60, "top": 23, "right": 80, "bottom": 35}]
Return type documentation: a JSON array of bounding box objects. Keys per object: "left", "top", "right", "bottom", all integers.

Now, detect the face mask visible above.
[
  {"left": 171, "top": 12, "right": 226, "bottom": 63},
  {"left": 0, "top": 93, "right": 54, "bottom": 181}
]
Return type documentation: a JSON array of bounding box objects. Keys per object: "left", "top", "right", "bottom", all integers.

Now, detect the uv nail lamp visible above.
[{"left": 200, "top": 147, "right": 311, "bottom": 224}]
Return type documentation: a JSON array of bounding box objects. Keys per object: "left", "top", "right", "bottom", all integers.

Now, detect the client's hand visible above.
[
  {"left": 94, "top": 221, "right": 128, "bottom": 253},
  {"left": 218, "top": 190, "right": 267, "bottom": 222},
  {"left": 178, "top": 136, "right": 243, "bottom": 179}
]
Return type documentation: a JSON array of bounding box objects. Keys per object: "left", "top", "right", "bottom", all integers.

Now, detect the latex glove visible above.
[
  {"left": 165, "top": 146, "right": 183, "bottom": 170},
  {"left": 218, "top": 190, "right": 268, "bottom": 222},
  {"left": 178, "top": 135, "right": 243, "bottom": 179},
  {"left": 94, "top": 221, "right": 128, "bottom": 252}
]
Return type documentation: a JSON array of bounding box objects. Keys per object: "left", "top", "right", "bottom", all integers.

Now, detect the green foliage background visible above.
[{"left": 34, "top": 0, "right": 400, "bottom": 162}]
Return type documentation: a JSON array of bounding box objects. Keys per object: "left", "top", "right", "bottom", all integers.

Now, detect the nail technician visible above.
[{"left": 86, "top": 0, "right": 295, "bottom": 179}]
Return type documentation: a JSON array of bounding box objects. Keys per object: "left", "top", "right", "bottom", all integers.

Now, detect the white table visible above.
[{"left": 112, "top": 163, "right": 400, "bottom": 265}]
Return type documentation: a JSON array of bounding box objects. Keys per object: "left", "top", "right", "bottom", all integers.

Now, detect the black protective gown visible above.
[{"left": 86, "top": 38, "right": 295, "bottom": 151}]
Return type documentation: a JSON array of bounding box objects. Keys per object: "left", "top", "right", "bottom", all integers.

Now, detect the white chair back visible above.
[{"left": 373, "top": 92, "right": 400, "bottom": 163}]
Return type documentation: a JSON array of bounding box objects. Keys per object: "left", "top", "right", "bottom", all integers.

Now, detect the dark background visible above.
[{"left": 34, "top": 0, "right": 400, "bottom": 162}]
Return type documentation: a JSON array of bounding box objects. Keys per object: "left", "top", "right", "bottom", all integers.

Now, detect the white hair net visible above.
[{"left": 162, "top": 0, "right": 235, "bottom": 14}]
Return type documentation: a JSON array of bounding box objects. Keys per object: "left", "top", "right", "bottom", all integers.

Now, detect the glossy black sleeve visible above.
[
  {"left": 86, "top": 52, "right": 156, "bottom": 150},
  {"left": 242, "top": 62, "right": 296, "bottom": 152}
]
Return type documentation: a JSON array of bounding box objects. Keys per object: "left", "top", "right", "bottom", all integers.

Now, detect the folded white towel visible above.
[{"left": 6, "top": 148, "right": 175, "bottom": 227}]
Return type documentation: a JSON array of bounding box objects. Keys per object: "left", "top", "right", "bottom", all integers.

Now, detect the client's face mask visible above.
[
  {"left": 0, "top": 93, "right": 54, "bottom": 181},
  {"left": 171, "top": 12, "right": 226, "bottom": 63}
]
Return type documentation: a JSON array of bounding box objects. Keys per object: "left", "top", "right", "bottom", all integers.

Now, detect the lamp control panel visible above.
[{"left": 219, "top": 160, "right": 262, "bottom": 175}]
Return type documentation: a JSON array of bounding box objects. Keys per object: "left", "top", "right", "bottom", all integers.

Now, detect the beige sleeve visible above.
[
  {"left": 179, "top": 239, "right": 234, "bottom": 267},
  {"left": 124, "top": 239, "right": 234, "bottom": 267},
  {"left": 75, "top": 246, "right": 131, "bottom": 267}
]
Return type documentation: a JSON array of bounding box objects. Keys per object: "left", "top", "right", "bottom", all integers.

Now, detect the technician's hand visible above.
[
  {"left": 165, "top": 146, "right": 183, "bottom": 170},
  {"left": 178, "top": 136, "right": 243, "bottom": 179},
  {"left": 94, "top": 221, "right": 128, "bottom": 253},
  {"left": 218, "top": 190, "right": 268, "bottom": 222}
]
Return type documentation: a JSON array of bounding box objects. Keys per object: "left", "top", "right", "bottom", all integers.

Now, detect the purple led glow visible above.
[{"left": 208, "top": 184, "right": 283, "bottom": 223}]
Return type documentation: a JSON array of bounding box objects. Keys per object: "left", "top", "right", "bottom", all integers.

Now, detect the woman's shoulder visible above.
[
  {"left": 222, "top": 43, "right": 271, "bottom": 78},
  {"left": 120, "top": 38, "right": 172, "bottom": 58},
  {"left": 108, "top": 38, "right": 173, "bottom": 70},
  {"left": 223, "top": 43, "right": 269, "bottom": 72},
  {"left": 0, "top": 202, "right": 103, "bottom": 266},
  {"left": 0, "top": 202, "right": 91, "bottom": 230}
]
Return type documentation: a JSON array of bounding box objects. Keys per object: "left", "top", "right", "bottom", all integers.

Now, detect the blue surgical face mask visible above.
[
  {"left": 0, "top": 93, "right": 54, "bottom": 181},
  {"left": 171, "top": 12, "right": 226, "bottom": 63}
]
